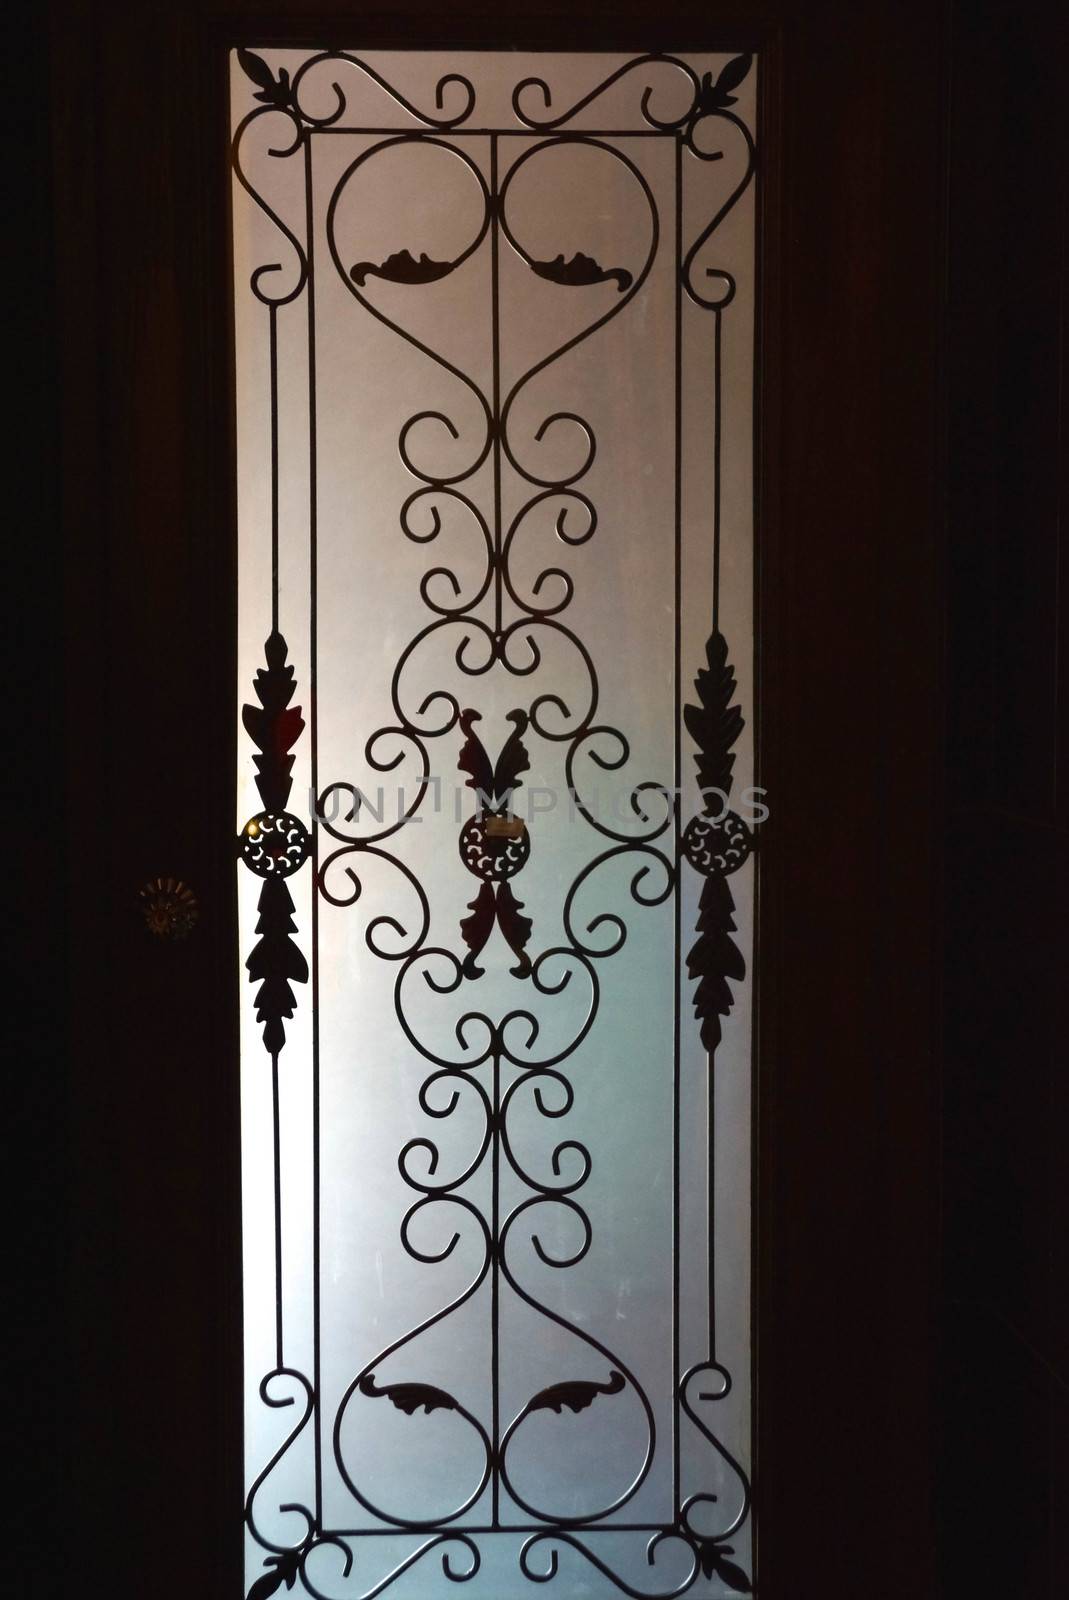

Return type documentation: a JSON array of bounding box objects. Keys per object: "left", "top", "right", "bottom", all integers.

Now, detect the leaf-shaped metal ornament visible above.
[
  {"left": 697, "top": 53, "right": 753, "bottom": 113},
  {"left": 683, "top": 631, "right": 743, "bottom": 808},
  {"left": 687, "top": 874, "right": 745, "bottom": 1055},
  {"left": 237, "top": 47, "right": 277, "bottom": 92},
  {"left": 493, "top": 710, "right": 531, "bottom": 804},
  {"left": 243, "top": 631, "right": 305, "bottom": 813},
  {"left": 351, "top": 249, "right": 458, "bottom": 288},
  {"left": 714, "top": 53, "right": 753, "bottom": 100},
  {"left": 458, "top": 709, "right": 495, "bottom": 806},
  {"left": 359, "top": 1373, "right": 459, "bottom": 1415},
  {"left": 246, "top": 1548, "right": 301, "bottom": 1600},
  {"left": 697, "top": 1541, "right": 751, "bottom": 1592},
  {"left": 460, "top": 881, "right": 496, "bottom": 979},
  {"left": 524, "top": 1370, "right": 625, "bottom": 1416},
  {"left": 530, "top": 251, "right": 632, "bottom": 293},
  {"left": 237, "top": 48, "right": 295, "bottom": 112},
  {"left": 246, "top": 878, "right": 309, "bottom": 1054},
  {"left": 247, "top": 1570, "right": 287, "bottom": 1600},
  {"left": 496, "top": 881, "right": 532, "bottom": 978}
]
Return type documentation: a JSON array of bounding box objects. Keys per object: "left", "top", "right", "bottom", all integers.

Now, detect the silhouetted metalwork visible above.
[
  {"left": 240, "top": 630, "right": 310, "bottom": 1054},
  {"left": 235, "top": 45, "right": 756, "bottom": 1597},
  {"left": 529, "top": 251, "right": 633, "bottom": 292},
  {"left": 682, "top": 632, "right": 751, "bottom": 1055},
  {"left": 457, "top": 708, "right": 533, "bottom": 976}
]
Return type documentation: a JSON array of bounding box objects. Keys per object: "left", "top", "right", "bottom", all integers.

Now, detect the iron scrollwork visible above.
[{"left": 235, "top": 45, "right": 756, "bottom": 1598}]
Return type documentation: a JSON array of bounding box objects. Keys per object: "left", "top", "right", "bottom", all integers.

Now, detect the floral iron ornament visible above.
[
  {"left": 683, "top": 630, "right": 752, "bottom": 1054},
  {"left": 457, "top": 708, "right": 533, "bottom": 978},
  {"left": 239, "top": 631, "right": 310, "bottom": 1053}
]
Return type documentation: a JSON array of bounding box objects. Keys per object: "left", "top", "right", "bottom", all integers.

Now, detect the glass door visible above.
[{"left": 231, "top": 47, "right": 757, "bottom": 1598}]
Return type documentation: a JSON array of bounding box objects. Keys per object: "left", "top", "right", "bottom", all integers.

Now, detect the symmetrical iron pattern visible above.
[{"left": 235, "top": 48, "right": 756, "bottom": 1599}]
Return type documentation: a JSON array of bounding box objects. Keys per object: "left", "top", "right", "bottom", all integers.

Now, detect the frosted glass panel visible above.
[{"left": 232, "top": 48, "right": 756, "bottom": 1600}]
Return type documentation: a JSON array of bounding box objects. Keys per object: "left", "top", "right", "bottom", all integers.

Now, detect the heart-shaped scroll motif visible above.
[
  {"left": 497, "top": 137, "right": 659, "bottom": 489},
  {"left": 494, "top": 1195, "right": 656, "bottom": 1525},
  {"left": 333, "top": 1265, "right": 495, "bottom": 1529},
  {"left": 325, "top": 136, "right": 494, "bottom": 486}
]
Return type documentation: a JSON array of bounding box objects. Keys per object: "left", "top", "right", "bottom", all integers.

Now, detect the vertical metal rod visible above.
[
  {"left": 490, "top": 133, "right": 503, "bottom": 638},
  {"left": 491, "top": 1047, "right": 501, "bottom": 1526},
  {"left": 712, "top": 307, "right": 723, "bottom": 639},
  {"left": 269, "top": 301, "right": 280, "bottom": 637},
  {"left": 673, "top": 128, "right": 684, "bottom": 1514},
  {"left": 304, "top": 129, "right": 323, "bottom": 1532},
  {"left": 272, "top": 1048, "right": 284, "bottom": 1368},
  {"left": 709, "top": 302, "right": 724, "bottom": 1359},
  {"left": 490, "top": 131, "right": 503, "bottom": 1522}
]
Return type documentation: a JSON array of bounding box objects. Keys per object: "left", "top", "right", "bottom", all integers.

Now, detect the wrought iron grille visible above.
[{"left": 232, "top": 47, "right": 757, "bottom": 1600}]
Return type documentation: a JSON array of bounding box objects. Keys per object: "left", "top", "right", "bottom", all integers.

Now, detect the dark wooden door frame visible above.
[{"left": 51, "top": 3, "right": 944, "bottom": 1594}]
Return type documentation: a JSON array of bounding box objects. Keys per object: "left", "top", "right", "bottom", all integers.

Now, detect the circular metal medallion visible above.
[
  {"left": 240, "top": 811, "right": 311, "bottom": 878},
  {"left": 682, "top": 810, "right": 752, "bottom": 877},
  {"left": 459, "top": 813, "right": 530, "bottom": 882}
]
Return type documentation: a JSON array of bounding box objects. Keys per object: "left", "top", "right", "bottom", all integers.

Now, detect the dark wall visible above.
[
  {"left": 7, "top": 6, "right": 67, "bottom": 1593},
  {"left": 940, "top": 0, "right": 1067, "bottom": 1594}
]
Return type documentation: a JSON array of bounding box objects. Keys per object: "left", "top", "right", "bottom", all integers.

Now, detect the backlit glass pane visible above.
[{"left": 232, "top": 48, "right": 757, "bottom": 1598}]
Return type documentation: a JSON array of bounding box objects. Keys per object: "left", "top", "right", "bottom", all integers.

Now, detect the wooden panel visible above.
[{"left": 50, "top": 3, "right": 943, "bottom": 1594}]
